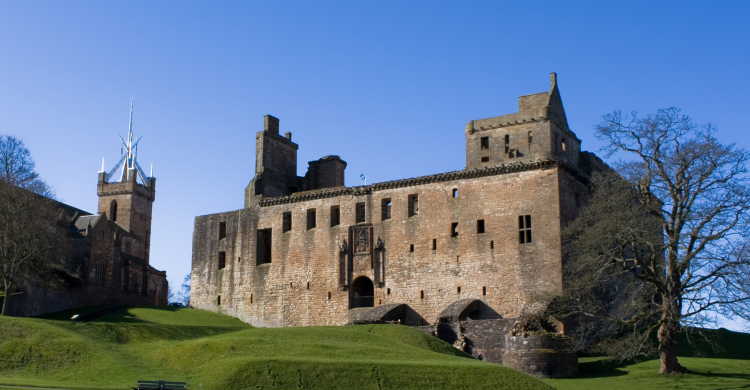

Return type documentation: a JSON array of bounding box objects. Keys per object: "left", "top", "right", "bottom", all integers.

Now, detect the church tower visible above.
[{"left": 97, "top": 100, "right": 156, "bottom": 263}]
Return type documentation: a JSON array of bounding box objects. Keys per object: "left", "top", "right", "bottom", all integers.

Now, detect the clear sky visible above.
[{"left": 1, "top": 1, "right": 748, "bottom": 328}]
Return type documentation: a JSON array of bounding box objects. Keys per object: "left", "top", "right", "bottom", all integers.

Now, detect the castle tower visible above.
[
  {"left": 464, "top": 72, "right": 581, "bottom": 169},
  {"left": 244, "top": 115, "right": 300, "bottom": 207},
  {"left": 97, "top": 100, "right": 156, "bottom": 263}
]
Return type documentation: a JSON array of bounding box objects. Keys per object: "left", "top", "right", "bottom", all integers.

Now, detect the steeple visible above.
[
  {"left": 102, "top": 99, "right": 153, "bottom": 186},
  {"left": 96, "top": 100, "right": 157, "bottom": 263}
]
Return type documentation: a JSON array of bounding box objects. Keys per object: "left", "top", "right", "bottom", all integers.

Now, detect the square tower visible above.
[{"left": 465, "top": 73, "right": 581, "bottom": 169}]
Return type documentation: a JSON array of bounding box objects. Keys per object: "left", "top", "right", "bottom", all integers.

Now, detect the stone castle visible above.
[
  {"left": 191, "top": 74, "right": 605, "bottom": 377},
  {"left": 4, "top": 106, "right": 168, "bottom": 317}
]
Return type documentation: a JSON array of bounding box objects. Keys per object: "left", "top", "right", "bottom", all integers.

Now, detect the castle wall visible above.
[{"left": 192, "top": 166, "right": 567, "bottom": 328}]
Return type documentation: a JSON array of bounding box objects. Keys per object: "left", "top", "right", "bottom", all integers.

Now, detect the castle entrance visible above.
[{"left": 351, "top": 276, "right": 374, "bottom": 308}]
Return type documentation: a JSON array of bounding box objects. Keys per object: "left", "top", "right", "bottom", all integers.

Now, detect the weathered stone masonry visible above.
[{"left": 191, "top": 73, "right": 605, "bottom": 377}]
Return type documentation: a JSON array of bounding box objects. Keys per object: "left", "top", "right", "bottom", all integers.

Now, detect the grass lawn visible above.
[
  {"left": 0, "top": 306, "right": 551, "bottom": 390},
  {"left": 543, "top": 328, "right": 750, "bottom": 390}
]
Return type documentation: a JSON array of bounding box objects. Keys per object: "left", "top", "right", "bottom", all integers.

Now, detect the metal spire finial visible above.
[{"left": 103, "top": 99, "right": 152, "bottom": 186}]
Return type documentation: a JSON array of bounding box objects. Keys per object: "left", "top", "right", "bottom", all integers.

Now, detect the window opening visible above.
[
  {"left": 110, "top": 200, "right": 118, "bottom": 222},
  {"left": 490, "top": 240, "right": 494, "bottom": 249},
  {"left": 381, "top": 198, "right": 391, "bottom": 220},
  {"left": 410, "top": 244, "right": 414, "bottom": 253},
  {"left": 238, "top": 257, "right": 241, "bottom": 263},
  {"left": 528, "top": 131, "right": 533, "bottom": 144},
  {"left": 250, "top": 294, "right": 253, "bottom": 303},
  {"left": 451, "top": 222, "right": 458, "bottom": 237},
  {"left": 282, "top": 212, "right": 292, "bottom": 232},
  {"left": 217, "top": 295, "right": 221, "bottom": 305},
  {"left": 219, "top": 222, "right": 227, "bottom": 240},
  {"left": 477, "top": 219, "right": 485, "bottom": 234},
  {"left": 307, "top": 209, "right": 316, "bottom": 230},
  {"left": 218, "top": 252, "right": 226, "bottom": 269},
  {"left": 504, "top": 134, "right": 510, "bottom": 154},
  {"left": 379, "top": 299, "right": 382, "bottom": 305},
  {"left": 452, "top": 188, "right": 458, "bottom": 198},
  {"left": 481, "top": 156, "right": 489, "bottom": 162},
  {"left": 356, "top": 203, "right": 366, "bottom": 223},
  {"left": 307, "top": 282, "right": 310, "bottom": 289},
  {"left": 483, "top": 286, "right": 487, "bottom": 296},
  {"left": 562, "top": 138, "right": 567, "bottom": 151},
  {"left": 420, "top": 290, "right": 424, "bottom": 299},
  {"left": 408, "top": 194, "right": 419, "bottom": 217},
  {"left": 387, "top": 288, "right": 391, "bottom": 295},
  {"left": 457, "top": 286, "right": 461, "bottom": 294},
  {"left": 257, "top": 228, "right": 273, "bottom": 264},
  {"left": 456, "top": 255, "right": 460, "bottom": 262},
  {"left": 328, "top": 292, "right": 331, "bottom": 300},
  {"left": 432, "top": 239, "right": 436, "bottom": 250},
  {"left": 518, "top": 215, "right": 532, "bottom": 244},
  {"left": 330, "top": 205, "right": 340, "bottom": 227},
  {"left": 480, "top": 137, "right": 489, "bottom": 149}
]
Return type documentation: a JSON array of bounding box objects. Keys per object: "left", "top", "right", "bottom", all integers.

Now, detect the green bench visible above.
[{"left": 134, "top": 380, "right": 187, "bottom": 390}]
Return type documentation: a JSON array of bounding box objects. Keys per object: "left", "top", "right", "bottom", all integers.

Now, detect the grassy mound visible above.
[{"left": 0, "top": 306, "right": 551, "bottom": 390}]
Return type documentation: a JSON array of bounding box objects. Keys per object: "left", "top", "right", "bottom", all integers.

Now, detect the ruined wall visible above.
[{"left": 192, "top": 164, "right": 567, "bottom": 328}]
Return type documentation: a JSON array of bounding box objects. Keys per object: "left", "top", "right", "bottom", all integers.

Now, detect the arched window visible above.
[
  {"left": 95, "top": 261, "right": 105, "bottom": 286},
  {"left": 110, "top": 200, "right": 118, "bottom": 222}
]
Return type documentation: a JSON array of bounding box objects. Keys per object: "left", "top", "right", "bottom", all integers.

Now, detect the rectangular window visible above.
[
  {"left": 483, "top": 286, "right": 487, "bottom": 296},
  {"left": 217, "top": 295, "right": 221, "bottom": 305},
  {"left": 356, "top": 203, "right": 366, "bottom": 223},
  {"left": 381, "top": 198, "right": 391, "bottom": 221},
  {"left": 282, "top": 212, "right": 292, "bottom": 233},
  {"left": 432, "top": 239, "right": 436, "bottom": 250},
  {"left": 257, "top": 228, "right": 272, "bottom": 264},
  {"left": 307, "top": 209, "right": 316, "bottom": 230},
  {"left": 562, "top": 138, "right": 567, "bottom": 151},
  {"left": 477, "top": 219, "right": 485, "bottom": 234},
  {"left": 480, "top": 137, "right": 489, "bottom": 149},
  {"left": 219, "top": 222, "right": 226, "bottom": 240},
  {"left": 410, "top": 244, "right": 414, "bottom": 252},
  {"left": 528, "top": 131, "right": 533, "bottom": 144},
  {"left": 330, "top": 205, "right": 340, "bottom": 227},
  {"left": 505, "top": 134, "right": 510, "bottom": 154},
  {"left": 457, "top": 286, "right": 461, "bottom": 294},
  {"left": 408, "top": 194, "right": 419, "bottom": 217},
  {"left": 481, "top": 156, "right": 489, "bottom": 162},
  {"left": 218, "top": 251, "right": 226, "bottom": 269},
  {"left": 420, "top": 290, "right": 424, "bottom": 299},
  {"left": 518, "top": 215, "right": 532, "bottom": 244},
  {"left": 452, "top": 188, "right": 458, "bottom": 198},
  {"left": 451, "top": 222, "right": 459, "bottom": 237}
]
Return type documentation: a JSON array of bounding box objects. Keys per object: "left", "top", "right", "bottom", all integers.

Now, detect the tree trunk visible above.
[
  {"left": 1, "top": 281, "right": 10, "bottom": 316},
  {"left": 657, "top": 318, "right": 686, "bottom": 374}
]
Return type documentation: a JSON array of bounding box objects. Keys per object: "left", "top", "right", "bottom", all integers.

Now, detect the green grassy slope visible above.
[
  {"left": 0, "top": 306, "right": 550, "bottom": 390},
  {"left": 543, "top": 328, "right": 750, "bottom": 390}
]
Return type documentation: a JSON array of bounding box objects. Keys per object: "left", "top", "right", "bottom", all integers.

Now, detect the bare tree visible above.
[
  {"left": 0, "top": 135, "right": 55, "bottom": 199},
  {"left": 548, "top": 108, "right": 750, "bottom": 374},
  {"left": 0, "top": 135, "right": 64, "bottom": 315},
  {"left": 0, "top": 183, "right": 66, "bottom": 315}
]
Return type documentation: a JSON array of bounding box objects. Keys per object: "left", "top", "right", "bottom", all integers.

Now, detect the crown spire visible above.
[{"left": 102, "top": 99, "right": 152, "bottom": 186}]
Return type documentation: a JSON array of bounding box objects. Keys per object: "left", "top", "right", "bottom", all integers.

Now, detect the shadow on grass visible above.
[{"left": 576, "top": 358, "right": 629, "bottom": 378}]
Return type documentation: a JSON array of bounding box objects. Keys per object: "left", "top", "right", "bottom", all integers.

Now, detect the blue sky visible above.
[{"left": 1, "top": 1, "right": 748, "bottom": 328}]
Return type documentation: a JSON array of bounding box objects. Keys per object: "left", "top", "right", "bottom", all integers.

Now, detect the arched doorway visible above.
[{"left": 351, "top": 276, "right": 374, "bottom": 308}]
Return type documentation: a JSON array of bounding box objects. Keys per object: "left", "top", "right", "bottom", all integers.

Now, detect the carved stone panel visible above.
[{"left": 354, "top": 225, "right": 371, "bottom": 255}]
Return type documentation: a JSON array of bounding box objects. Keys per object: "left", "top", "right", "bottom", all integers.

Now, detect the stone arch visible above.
[
  {"left": 350, "top": 276, "right": 374, "bottom": 308},
  {"left": 110, "top": 200, "right": 118, "bottom": 222}
]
